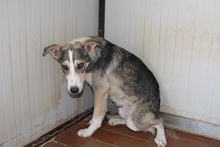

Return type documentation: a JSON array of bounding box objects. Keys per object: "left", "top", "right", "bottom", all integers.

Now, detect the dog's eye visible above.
[
  {"left": 62, "top": 65, "right": 68, "bottom": 71},
  {"left": 77, "top": 63, "right": 84, "bottom": 69}
]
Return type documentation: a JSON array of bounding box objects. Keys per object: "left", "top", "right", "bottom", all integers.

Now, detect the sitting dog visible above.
[{"left": 43, "top": 36, "right": 167, "bottom": 147}]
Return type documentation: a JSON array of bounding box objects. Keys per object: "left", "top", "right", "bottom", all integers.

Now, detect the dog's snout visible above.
[{"left": 70, "top": 86, "right": 79, "bottom": 93}]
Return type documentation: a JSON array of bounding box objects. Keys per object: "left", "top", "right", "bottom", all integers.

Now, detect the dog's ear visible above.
[
  {"left": 83, "top": 41, "right": 101, "bottom": 55},
  {"left": 43, "top": 44, "right": 62, "bottom": 60}
]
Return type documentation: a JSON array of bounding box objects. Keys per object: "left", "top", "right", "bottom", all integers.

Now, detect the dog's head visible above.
[{"left": 43, "top": 37, "right": 102, "bottom": 94}]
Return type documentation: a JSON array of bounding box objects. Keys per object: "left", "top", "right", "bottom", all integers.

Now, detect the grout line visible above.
[
  {"left": 51, "top": 137, "right": 69, "bottom": 147},
  {"left": 91, "top": 138, "right": 118, "bottom": 147},
  {"left": 101, "top": 127, "right": 155, "bottom": 143}
]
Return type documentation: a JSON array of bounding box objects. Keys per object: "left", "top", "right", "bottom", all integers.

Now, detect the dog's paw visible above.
[
  {"left": 154, "top": 135, "right": 167, "bottom": 147},
  {"left": 107, "top": 118, "right": 126, "bottom": 126},
  {"left": 77, "top": 128, "right": 93, "bottom": 137}
]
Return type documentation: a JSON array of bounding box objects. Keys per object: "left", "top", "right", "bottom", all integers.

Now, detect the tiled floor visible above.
[{"left": 40, "top": 115, "right": 220, "bottom": 147}]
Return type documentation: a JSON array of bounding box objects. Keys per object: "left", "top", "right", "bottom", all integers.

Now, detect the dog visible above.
[{"left": 43, "top": 36, "right": 167, "bottom": 147}]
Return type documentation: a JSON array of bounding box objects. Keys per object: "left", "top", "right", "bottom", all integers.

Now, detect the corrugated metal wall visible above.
[
  {"left": 105, "top": 0, "right": 220, "bottom": 126},
  {"left": 0, "top": 0, "right": 98, "bottom": 146}
]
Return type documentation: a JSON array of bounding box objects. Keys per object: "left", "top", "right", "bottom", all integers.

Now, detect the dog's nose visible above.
[{"left": 70, "top": 86, "right": 79, "bottom": 93}]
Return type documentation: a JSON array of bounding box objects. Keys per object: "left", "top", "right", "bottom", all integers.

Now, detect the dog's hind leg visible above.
[
  {"left": 106, "top": 114, "right": 126, "bottom": 126},
  {"left": 108, "top": 118, "right": 126, "bottom": 126},
  {"left": 152, "top": 118, "right": 167, "bottom": 147},
  {"left": 77, "top": 82, "right": 109, "bottom": 137},
  {"left": 126, "top": 102, "right": 167, "bottom": 147},
  {"left": 131, "top": 111, "right": 167, "bottom": 147}
]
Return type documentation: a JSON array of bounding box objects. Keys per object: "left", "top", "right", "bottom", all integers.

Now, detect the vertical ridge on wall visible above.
[
  {"left": 1, "top": 1, "right": 17, "bottom": 146},
  {"left": 105, "top": 0, "right": 220, "bottom": 126},
  {"left": 0, "top": 0, "right": 98, "bottom": 146},
  {"left": 0, "top": 31, "right": 8, "bottom": 145}
]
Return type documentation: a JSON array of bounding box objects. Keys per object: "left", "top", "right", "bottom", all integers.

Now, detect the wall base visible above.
[
  {"left": 25, "top": 107, "right": 93, "bottom": 147},
  {"left": 159, "top": 112, "right": 220, "bottom": 141}
]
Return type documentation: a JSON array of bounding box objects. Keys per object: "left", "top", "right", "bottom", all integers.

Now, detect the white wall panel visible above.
[
  {"left": 105, "top": 0, "right": 220, "bottom": 127},
  {"left": 0, "top": 0, "right": 98, "bottom": 146}
]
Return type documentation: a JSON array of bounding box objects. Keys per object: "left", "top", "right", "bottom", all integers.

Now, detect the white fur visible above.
[
  {"left": 66, "top": 50, "right": 83, "bottom": 93},
  {"left": 77, "top": 116, "right": 102, "bottom": 137},
  {"left": 118, "top": 105, "right": 130, "bottom": 120},
  {"left": 154, "top": 124, "right": 167, "bottom": 147},
  {"left": 108, "top": 118, "right": 126, "bottom": 126},
  {"left": 155, "top": 133, "right": 167, "bottom": 147},
  {"left": 88, "top": 105, "right": 107, "bottom": 125}
]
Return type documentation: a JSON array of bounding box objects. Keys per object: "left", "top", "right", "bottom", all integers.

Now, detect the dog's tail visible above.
[{"left": 165, "top": 128, "right": 181, "bottom": 140}]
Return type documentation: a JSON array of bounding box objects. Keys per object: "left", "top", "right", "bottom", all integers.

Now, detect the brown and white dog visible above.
[{"left": 43, "top": 36, "right": 167, "bottom": 147}]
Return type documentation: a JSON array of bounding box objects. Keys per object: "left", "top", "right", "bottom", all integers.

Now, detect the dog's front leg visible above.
[{"left": 77, "top": 84, "right": 109, "bottom": 137}]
